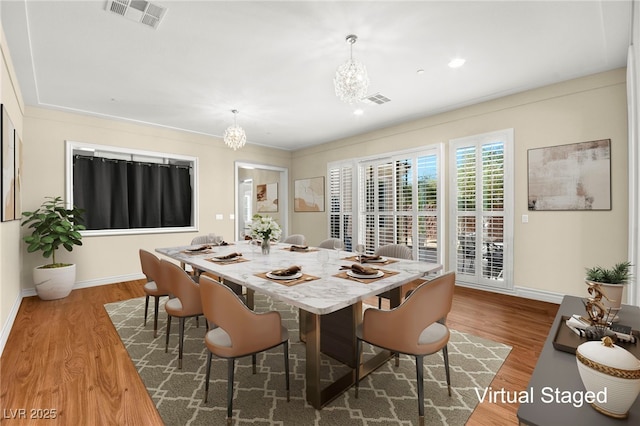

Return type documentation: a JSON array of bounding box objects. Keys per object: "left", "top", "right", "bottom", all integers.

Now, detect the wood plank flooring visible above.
[{"left": 0, "top": 280, "right": 558, "bottom": 425}]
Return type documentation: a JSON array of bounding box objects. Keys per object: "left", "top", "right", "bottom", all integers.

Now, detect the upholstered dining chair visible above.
[
  {"left": 374, "top": 244, "right": 413, "bottom": 308},
  {"left": 317, "top": 238, "right": 343, "bottom": 249},
  {"left": 282, "top": 234, "right": 306, "bottom": 246},
  {"left": 161, "top": 259, "right": 203, "bottom": 369},
  {"left": 355, "top": 271, "right": 456, "bottom": 426},
  {"left": 199, "top": 275, "right": 290, "bottom": 425},
  {"left": 140, "top": 249, "right": 171, "bottom": 338}
]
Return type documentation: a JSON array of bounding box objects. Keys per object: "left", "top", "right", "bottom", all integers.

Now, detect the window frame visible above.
[
  {"left": 448, "top": 129, "right": 514, "bottom": 290},
  {"left": 65, "top": 140, "right": 198, "bottom": 236},
  {"left": 328, "top": 143, "right": 444, "bottom": 264}
]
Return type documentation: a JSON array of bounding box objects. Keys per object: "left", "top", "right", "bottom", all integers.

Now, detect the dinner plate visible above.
[
  {"left": 347, "top": 270, "right": 384, "bottom": 279},
  {"left": 186, "top": 245, "right": 210, "bottom": 252},
  {"left": 362, "top": 256, "right": 386, "bottom": 263},
  {"left": 211, "top": 255, "right": 238, "bottom": 262},
  {"left": 266, "top": 271, "right": 303, "bottom": 280}
]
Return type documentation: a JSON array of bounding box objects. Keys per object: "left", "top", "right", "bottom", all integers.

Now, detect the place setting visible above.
[
  {"left": 335, "top": 263, "right": 398, "bottom": 284},
  {"left": 181, "top": 244, "right": 215, "bottom": 255},
  {"left": 255, "top": 265, "right": 320, "bottom": 286},
  {"left": 281, "top": 244, "right": 319, "bottom": 252},
  {"left": 205, "top": 252, "right": 248, "bottom": 265}
]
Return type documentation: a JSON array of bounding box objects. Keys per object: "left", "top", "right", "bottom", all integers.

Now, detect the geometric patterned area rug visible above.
[{"left": 105, "top": 295, "right": 511, "bottom": 426}]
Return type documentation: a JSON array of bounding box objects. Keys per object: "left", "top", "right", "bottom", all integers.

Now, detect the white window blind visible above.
[
  {"left": 450, "top": 130, "right": 513, "bottom": 290},
  {"left": 329, "top": 163, "right": 354, "bottom": 250}
]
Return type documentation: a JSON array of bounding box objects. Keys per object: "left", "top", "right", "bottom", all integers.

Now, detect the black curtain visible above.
[{"left": 73, "top": 155, "right": 192, "bottom": 230}]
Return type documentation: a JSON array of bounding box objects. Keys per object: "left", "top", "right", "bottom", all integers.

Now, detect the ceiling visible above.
[{"left": 0, "top": 1, "right": 632, "bottom": 151}]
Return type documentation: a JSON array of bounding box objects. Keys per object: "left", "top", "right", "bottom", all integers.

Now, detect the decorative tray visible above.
[{"left": 552, "top": 315, "right": 640, "bottom": 356}]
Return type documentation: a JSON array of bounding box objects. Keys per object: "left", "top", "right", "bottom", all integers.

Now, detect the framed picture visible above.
[
  {"left": 527, "top": 139, "right": 611, "bottom": 211},
  {"left": 294, "top": 176, "right": 325, "bottom": 212},
  {"left": 257, "top": 182, "right": 278, "bottom": 212},
  {"left": 1, "top": 105, "right": 16, "bottom": 221}
]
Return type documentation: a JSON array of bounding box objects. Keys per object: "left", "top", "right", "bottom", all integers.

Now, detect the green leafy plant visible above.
[
  {"left": 585, "top": 261, "right": 632, "bottom": 285},
  {"left": 21, "top": 196, "right": 85, "bottom": 268}
]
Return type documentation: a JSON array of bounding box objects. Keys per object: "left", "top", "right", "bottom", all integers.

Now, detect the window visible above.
[
  {"left": 449, "top": 129, "right": 513, "bottom": 289},
  {"left": 328, "top": 162, "right": 354, "bottom": 250},
  {"left": 65, "top": 141, "right": 198, "bottom": 236},
  {"left": 328, "top": 145, "right": 442, "bottom": 263}
]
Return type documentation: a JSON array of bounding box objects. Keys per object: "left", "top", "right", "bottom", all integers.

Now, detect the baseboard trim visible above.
[
  {"left": 0, "top": 293, "right": 23, "bottom": 357},
  {"left": 456, "top": 281, "right": 563, "bottom": 304}
]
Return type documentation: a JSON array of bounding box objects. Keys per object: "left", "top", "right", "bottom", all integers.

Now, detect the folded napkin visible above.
[
  {"left": 187, "top": 245, "right": 211, "bottom": 252},
  {"left": 340, "top": 263, "right": 379, "bottom": 275},
  {"left": 215, "top": 252, "right": 242, "bottom": 260},
  {"left": 270, "top": 265, "right": 301, "bottom": 276},
  {"left": 289, "top": 245, "right": 309, "bottom": 252},
  {"left": 360, "top": 254, "right": 381, "bottom": 262}
]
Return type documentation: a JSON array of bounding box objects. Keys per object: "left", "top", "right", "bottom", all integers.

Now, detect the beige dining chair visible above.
[
  {"left": 140, "top": 249, "right": 171, "bottom": 338},
  {"left": 199, "top": 275, "right": 290, "bottom": 425},
  {"left": 355, "top": 271, "right": 456, "bottom": 426},
  {"left": 161, "top": 259, "right": 204, "bottom": 369},
  {"left": 374, "top": 243, "right": 413, "bottom": 308},
  {"left": 283, "top": 234, "right": 306, "bottom": 246},
  {"left": 317, "top": 238, "right": 343, "bottom": 249}
]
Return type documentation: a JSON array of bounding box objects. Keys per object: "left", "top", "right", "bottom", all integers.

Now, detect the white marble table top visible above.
[{"left": 156, "top": 242, "right": 442, "bottom": 315}]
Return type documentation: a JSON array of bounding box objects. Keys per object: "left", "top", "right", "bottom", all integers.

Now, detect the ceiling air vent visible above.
[
  {"left": 106, "top": 0, "right": 167, "bottom": 29},
  {"left": 362, "top": 93, "right": 391, "bottom": 105}
]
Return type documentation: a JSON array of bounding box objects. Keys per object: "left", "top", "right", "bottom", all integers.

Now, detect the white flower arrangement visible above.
[{"left": 249, "top": 214, "right": 282, "bottom": 242}]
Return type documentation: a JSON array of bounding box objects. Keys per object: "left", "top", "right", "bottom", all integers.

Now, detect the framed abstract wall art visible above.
[
  {"left": 294, "top": 176, "right": 325, "bottom": 212},
  {"left": 1, "top": 105, "right": 16, "bottom": 221},
  {"left": 527, "top": 139, "right": 611, "bottom": 211},
  {"left": 257, "top": 182, "right": 278, "bottom": 212}
]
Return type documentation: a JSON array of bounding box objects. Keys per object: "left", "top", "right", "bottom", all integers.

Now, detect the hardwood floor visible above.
[{"left": 0, "top": 280, "right": 558, "bottom": 425}]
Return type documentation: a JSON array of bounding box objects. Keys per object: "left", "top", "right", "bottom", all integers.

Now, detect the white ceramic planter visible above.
[
  {"left": 33, "top": 264, "right": 76, "bottom": 300},
  {"left": 576, "top": 337, "right": 640, "bottom": 418},
  {"left": 585, "top": 280, "right": 624, "bottom": 310}
]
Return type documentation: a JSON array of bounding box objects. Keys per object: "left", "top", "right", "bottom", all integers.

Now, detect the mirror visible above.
[{"left": 234, "top": 161, "right": 288, "bottom": 240}]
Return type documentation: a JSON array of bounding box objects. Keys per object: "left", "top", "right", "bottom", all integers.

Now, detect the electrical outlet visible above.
[{"left": 522, "top": 214, "right": 529, "bottom": 223}]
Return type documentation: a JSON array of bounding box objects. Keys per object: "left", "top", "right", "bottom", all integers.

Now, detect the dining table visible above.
[{"left": 156, "top": 241, "right": 442, "bottom": 409}]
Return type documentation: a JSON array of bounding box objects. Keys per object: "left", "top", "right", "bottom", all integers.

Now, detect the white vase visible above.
[
  {"left": 576, "top": 337, "right": 640, "bottom": 418},
  {"left": 586, "top": 280, "right": 624, "bottom": 310},
  {"left": 33, "top": 264, "right": 76, "bottom": 300}
]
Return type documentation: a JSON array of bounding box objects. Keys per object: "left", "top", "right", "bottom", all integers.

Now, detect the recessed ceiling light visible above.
[
  {"left": 354, "top": 108, "right": 364, "bottom": 116},
  {"left": 448, "top": 58, "right": 466, "bottom": 68},
  {"left": 417, "top": 68, "right": 425, "bottom": 75}
]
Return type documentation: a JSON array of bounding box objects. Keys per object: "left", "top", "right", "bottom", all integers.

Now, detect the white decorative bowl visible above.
[{"left": 576, "top": 336, "right": 640, "bottom": 418}]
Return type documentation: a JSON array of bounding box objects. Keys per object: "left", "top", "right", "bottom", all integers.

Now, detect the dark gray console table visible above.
[{"left": 517, "top": 295, "right": 640, "bottom": 425}]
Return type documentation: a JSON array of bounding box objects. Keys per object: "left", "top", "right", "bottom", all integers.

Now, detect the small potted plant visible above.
[
  {"left": 585, "top": 261, "right": 632, "bottom": 310},
  {"left": 21, "top": 196, "right": 85, "bottom": 300}
]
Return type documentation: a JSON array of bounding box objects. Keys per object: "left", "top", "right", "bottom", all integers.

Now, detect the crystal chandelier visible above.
[
  {"left": 333, "top": 34, "right": 369, "bottom": 104},
  {"left": 223, "top": 109, "right": 246, "bottom": 150}
]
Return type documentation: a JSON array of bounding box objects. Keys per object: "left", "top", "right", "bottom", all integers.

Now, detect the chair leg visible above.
[
  {"left": 178, "top": 317, "right": 185, "bottom": 369},
  {"left": 416, "top": 355, "right": 425, "bottom": 426},
  {"left": 153, "top": 296, "right": 160, "bottom": 338},
  {"left": 227, "top": 358, "right": 235, "bottom": 425},
  {"left": 144, "top": 295, "right": 150, "bottom": 326},
  {"left": 203, "top": 352, "right": 213, "bottom": 403},
  {"left": 283, "top": 341, "right": 290, "bottom": 402},
  {"left": 355, "top": 337, "right": 363, "bottom": 398},
  {"left": 165, "top": 314, "right": 172, "bottom": 353},
  {"left": 378, "top": 297, "right": 382, "bottom": 309},
  {"left": 252, "top": 353, "right": 257, "bottom": 374},
  {"left": 443, "top": 345, "right": 452, "bottom": 396}
]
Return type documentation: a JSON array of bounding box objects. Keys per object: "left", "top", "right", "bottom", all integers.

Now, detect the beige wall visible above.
[
  {"left": 291, "top": 68, "right": 628, "bottom": 299},
  {"left": 20, "top": 108, "right": 291, "bottom": 288},
  {"left": 1, "top": 25, "right": 24, "bottom": 344}
]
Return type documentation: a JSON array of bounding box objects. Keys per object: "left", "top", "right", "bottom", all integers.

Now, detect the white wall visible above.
[{"left": 291, "top": 68, "right": 629, "bottom": 302}]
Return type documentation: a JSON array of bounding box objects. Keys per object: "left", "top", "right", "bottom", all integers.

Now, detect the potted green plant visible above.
[
  {"left": 585, "top": 261, "right": 632, "bottom": 309},
  {"left": 21, "top": 196, "right": 85, "bottom": 300}
]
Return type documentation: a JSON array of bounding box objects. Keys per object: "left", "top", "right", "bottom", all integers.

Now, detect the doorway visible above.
[{"left": 234, "top": 162, "right": 288, "bottom": 240}]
